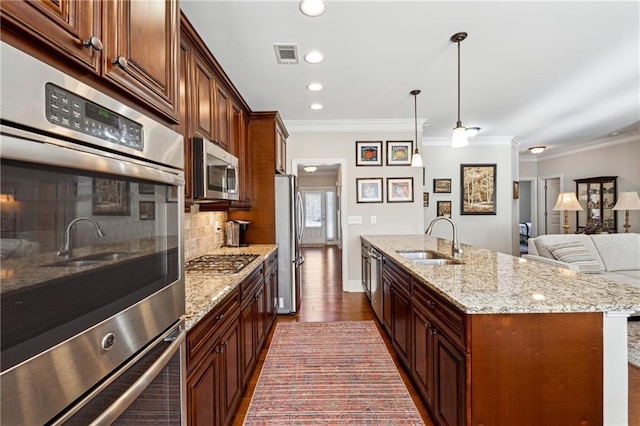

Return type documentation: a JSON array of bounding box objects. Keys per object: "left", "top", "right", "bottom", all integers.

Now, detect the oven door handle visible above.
[{"left": 89, "top": 328, "right": 185, "bottom": 426}]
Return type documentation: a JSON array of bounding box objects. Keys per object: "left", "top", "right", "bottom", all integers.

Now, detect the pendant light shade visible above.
[
  {"left": 451, "top": 32, "right": 469, "bottom": 148},
  {"left": 410, "top": 89, "right": 423, "bottom": 167}
]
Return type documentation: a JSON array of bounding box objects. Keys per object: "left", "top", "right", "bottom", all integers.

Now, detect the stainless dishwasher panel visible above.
[{"left": 369, "top": 247, "right": 383, "bottom": 322}]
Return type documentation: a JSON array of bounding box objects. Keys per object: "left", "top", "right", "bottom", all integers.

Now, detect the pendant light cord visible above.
[
  {"left": 457, "top": 39, "right": 461, "bottom": 127},
  {"left": 414, "top": 92, "right": 418, "bottom": 146}
]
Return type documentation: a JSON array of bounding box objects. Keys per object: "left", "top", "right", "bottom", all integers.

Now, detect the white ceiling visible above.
[{"left": 181, "top": 1, "right": 640, "bottom": 155}]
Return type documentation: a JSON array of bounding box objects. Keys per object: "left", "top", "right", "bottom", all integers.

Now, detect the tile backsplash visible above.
[{"left": 184, "top": 209, "right": 227, "bottom": 261}]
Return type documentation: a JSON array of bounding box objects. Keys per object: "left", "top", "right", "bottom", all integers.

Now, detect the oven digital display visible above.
[{"left": 86, "top": 103, "right": 119, "bottom": 127}]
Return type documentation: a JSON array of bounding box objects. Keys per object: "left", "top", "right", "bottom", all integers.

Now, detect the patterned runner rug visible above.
[{"left": 243, "top": 321, "right": 426, "bottom": 425}]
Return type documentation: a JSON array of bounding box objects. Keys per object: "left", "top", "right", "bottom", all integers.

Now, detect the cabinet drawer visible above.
[
  {"left": 241, "top": 264, "right": 264, "bottom": 302},
  {"left": 413, "top": 281, "right": 466, "bottom": 347},
  {"left": 264, "top": 251, "right": 278, "bottom": 275},
  {"left": 187, "top": 287, "right": 240, "bottom": 371},
  {"left": 383, "top": 257, "right": 411, "bottom": 296}
]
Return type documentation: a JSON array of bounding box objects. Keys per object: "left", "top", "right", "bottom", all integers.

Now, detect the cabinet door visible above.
[
  {"left": 215, "top": 83, "right": 230, "bottom": 150},
  {"left": 187, "top": 351, "right": 218, "bottom": 426},
  {"left": 411, "top": 306, "right": 435, "bottom": 410},
  {"left": 103, "top": 0, "right": 178, "bottom": 121},
  {"left": 433, "top": 332, "right": 466, "bottom": 426},
  {"left": 275, "top": 126, "right": 286, "bottom": 173},
  {"left": 240, "top": 299, "right": 256, "bottom": 385},
  {"left": 391, "top": 285, "right": 411, "bottom": 368},
  {"left": 1, "top": 0, "right": 101, "bottom": 72},
  {"left": 220, "top": 318, "right": 242, "bottom": 426},
  {"left": 193, "top": 53, "right": 214, "bottom": 140},
  {"left": 382, "top": 274, "right": 392, "bottom": 334},
  {"left": 178, "top": 38, "right": 193, "bottom": 204},
  {"left": 255, "top": 282, "right": 267, "bottom": 350}
]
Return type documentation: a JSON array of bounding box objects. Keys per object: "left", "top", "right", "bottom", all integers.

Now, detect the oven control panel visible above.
[{"left": 45, "top": 83, "right": 144, "bottom": 151}]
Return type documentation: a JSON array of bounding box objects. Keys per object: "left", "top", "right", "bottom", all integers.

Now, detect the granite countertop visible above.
[
  {"left": 362, "top": 234, "right": 640, "bottom": 315},
  {"left": 184, "top": 244, "right": 277, "bottom": 330}
]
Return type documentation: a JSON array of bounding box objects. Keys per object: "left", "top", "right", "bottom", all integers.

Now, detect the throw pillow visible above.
[{"left": 548, "top": 242, "right": 604, "bottom": 274}]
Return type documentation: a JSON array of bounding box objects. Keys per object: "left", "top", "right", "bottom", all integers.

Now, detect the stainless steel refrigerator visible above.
[{"left": 275, "top": 174, "right": 304, "bottom": 314}]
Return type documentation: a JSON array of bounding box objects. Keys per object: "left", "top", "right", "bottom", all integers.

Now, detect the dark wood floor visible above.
[{"left": 233, "top": 245, "right": 639, "bottom": 426}]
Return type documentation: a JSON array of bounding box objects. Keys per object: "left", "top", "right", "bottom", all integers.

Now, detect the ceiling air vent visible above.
[{"left": 274, "top": 44, "right": 299, "bottom": 64}]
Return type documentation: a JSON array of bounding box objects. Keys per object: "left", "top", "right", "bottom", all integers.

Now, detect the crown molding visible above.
[
  {"left": 420, "top": 136, "right": 516, "bottom": 146},
  {"left": 284, "top": 118, "right": 425, "bottom": 133},
  {"left": 535, "top": 131, "right": 639, "bottom": 161}
]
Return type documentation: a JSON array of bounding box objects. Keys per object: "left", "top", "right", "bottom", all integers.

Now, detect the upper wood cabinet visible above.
[
  {"left": 1, "top": 0, "right": 179, "bottom": 123},
  {"left": 275, "top": 125, "right": 287, "bottom": 174},
  {"left": 179, "top": 12, "right": 252, "bottom": 210}
]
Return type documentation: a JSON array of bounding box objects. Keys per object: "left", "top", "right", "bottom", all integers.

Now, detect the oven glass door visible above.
[{"left": 0, "top": 158, "right": 181, "bottom": 372}]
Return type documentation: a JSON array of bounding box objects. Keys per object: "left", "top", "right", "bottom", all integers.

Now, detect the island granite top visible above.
[
  {"left": 362, "top": 234, "right": 640, "bottom": 315},
  {"left": 184, "top": 245, "right": 277, "bottom": 330}
]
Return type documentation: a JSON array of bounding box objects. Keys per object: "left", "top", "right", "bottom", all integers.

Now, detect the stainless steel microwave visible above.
[{"left": 193, "top": 137, "right": 239, "bottom": 201}]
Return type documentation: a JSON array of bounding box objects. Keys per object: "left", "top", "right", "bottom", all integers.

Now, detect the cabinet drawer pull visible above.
[
  {"left": 112, "top": 55, "right": 128, "bottom": 69},
  {"left": 222, "top": 339, "right": 229, "bottom": 346},
  {"left": 215, "top": 313, "right": 225, "bottom": 322},
  {"left": 430, "top": 329, "right": 439, "bottom": 336},
  {"left": 83, "top": 36, "right": 103, "bottom": 52},
  {"left": 427, "top": 300, "right": 436, "bottom": 308}
]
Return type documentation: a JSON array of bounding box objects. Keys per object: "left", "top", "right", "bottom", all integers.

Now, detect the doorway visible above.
[
  {"left": 538, "top": 176, "right": 561, "bottom": 235},
  {"left": 301, "top": 188, "right": 336, "bottom": 246}
]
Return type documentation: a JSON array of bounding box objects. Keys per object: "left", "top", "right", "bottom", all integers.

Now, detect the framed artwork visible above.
[
  {"left": 433, "top": 178, "right": 452, "bottom": 193},
  {"left": 356, "top": 178, "right": 383, "bottom": 203},
  {"left": 167, "top": 186, "right": 179, "bottom": 203},
  {"left": 356, "top": 141, "right": 382, "bottom": 166},
  {"left": 93, "top": 178, "right": 130, "bottom": 216},
  {"left": 139, "top": 183, "right": 155, "bottom": 194},
  {"left": 460, "top": 164, "right": 497, "bottom": 215},
  {"left": 387, "top": 177, "right": 413, "bottom": 203},
  {"left": 386, "top": 140, "right": 413, "bottom": 166},
  {"left": 423, "top": 192, "right": 429, "bottom": 207},
  {"left": 139, "top": 201, "right": 155, "bottom": 220},
  {"left": 437, "top": 200, "right": 452, "bottom": 218},
  {"left": 513, "top": 181, "right": 520, "bottom": 200}
]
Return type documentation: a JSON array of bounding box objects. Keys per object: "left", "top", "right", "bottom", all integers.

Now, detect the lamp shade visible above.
[
  {"left": 552, "top": 192, "right": 583, "bottom": 211},
  {"left": 410, "top": 151, "right": 423, "bottom": 167},
  {"left": 613, "top": 191, "right": 640, "bottom": 210},
  {"left": 451, "top": 126, "right": 468, "bottom": 148}
]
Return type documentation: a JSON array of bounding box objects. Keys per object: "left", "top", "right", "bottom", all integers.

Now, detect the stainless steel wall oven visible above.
[{"left": 0, "top": 42, "right": 186, "bottom": 425}]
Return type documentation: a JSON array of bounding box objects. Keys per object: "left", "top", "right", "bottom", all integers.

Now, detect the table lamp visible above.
[
  {"left": 552, "top": 192, "right": 583, "bottom": 234},
  {"left": 612, "top": 191, "right": 640, "bottom": 233}
]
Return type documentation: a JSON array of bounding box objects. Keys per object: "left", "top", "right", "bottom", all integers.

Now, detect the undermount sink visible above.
[
  {"left": 396, "top": 250, "right": 461, "bottom": 266},
  {"left": 44, "top": 251, "right": 137, "bottom": 267}
]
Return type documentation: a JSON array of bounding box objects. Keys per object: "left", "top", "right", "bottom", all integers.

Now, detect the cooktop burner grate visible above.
[{"left": 185, "top": 254, "right": 259, "bottom": 274}]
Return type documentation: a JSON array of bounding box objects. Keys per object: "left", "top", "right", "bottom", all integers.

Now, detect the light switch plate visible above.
[
  {"left": 348, "top": 215, "right": 363, "bottom": 224},
  {"left": 371, "top": 216, "right": 376, "bottom": 224}
]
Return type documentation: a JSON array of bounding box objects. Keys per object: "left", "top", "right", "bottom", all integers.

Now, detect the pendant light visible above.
[
  {"left": 451, "top": 32, "right": 468, "bottom": 148},
  {"left": 410, "top": 89, "right": 423, "bottom": 167}
]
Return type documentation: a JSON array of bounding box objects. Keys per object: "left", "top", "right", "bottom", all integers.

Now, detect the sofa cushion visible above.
[
  {"left": 534, "top": 234, "right": 605, "bottom": 269},
  {"left": 590, "top": 233, "right": 640, "bottom": 272},
  {"left": 601, "top": 270, "right": 640, "bottom": 289},
  {"left": 547, "top": 242, "right": 605, "bottom": 273}
]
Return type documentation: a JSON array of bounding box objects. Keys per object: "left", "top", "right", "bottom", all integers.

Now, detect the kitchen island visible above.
[{"left": 362, "top": 234, "right": 640, "bottom": 426}]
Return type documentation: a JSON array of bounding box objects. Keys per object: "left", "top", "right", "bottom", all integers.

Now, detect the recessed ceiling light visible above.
[
  {"left": 303, "top": 166, "right": 318, "bottom": 173},
  {"left": 304, "top": 51, "right": 324, "bottom": 64},
  {"left": 299, "top": 0, "right": 326, "bottom": 17},
  {"left": 310, "top": 103, "right": 323, "bottom": 110},
  {"left": 528, "top": 146, "right": 546, "bottom": 154},
  {"left": 610, "top": 131, "right": 622, "bottom": 137},
  {"left": 307, "top": 82, "right": 323, "bottom": 91}
]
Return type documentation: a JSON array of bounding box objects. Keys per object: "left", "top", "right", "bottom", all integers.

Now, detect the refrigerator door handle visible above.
[
  {"left": 295, "top": 191, "right": 304, "bottom": 243},
  {"left": 294, "top": 255, "right": 305, "bottom": 266}
]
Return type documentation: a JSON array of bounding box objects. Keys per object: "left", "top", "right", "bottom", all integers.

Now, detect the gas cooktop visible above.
[{"left": 185, "top": 254, "right": 259, "bottom": 274}]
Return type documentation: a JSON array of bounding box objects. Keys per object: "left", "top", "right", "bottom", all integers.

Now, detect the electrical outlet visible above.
[
  {"left": 371, "top": 215, "right": 376, "bottom": 224},
  {"left": 215, "top": 220, "right": 220, "bottom": 233}
]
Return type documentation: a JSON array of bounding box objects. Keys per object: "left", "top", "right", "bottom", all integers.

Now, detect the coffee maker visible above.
[{"left": 225, "top": 220, "right": 250, "bottom": 247}]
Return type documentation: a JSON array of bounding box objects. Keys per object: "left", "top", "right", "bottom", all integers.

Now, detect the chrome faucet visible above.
[
  {"left": 57, "top": 217, "right": 106, "bottom": 259},
  {"left": 425, "top": 216, "right": 463, "bottom": 258}
]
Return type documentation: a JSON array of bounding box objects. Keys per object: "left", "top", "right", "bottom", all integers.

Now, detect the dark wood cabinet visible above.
[
  {"left": 228, "top": 112, "right": 289, "bottom": 243},
  {"left": 1, "top": 0, "right": 179, "bottom": 122},
  {"left": 432, "top": 332, "right": 465, "bottom": 426},
  {"left": 383, "top": 257, "right": 412, "bottom": 369},
  {"left": 264, "top": 251, "right": 278, "bottom": 330},
  {"left": 411, "top": 305, "right": 435, "bottom": 409},
  {"left": 575, "top": 176, "right": 617, "bottom": 232},
  {"left": 187, "top": 350, "right": 217, "bottom": 426},
  {"left": 382, "top": 271, "right": 392, "bottom": 334},
  {"left": 240, "top": 265, "right": 266, "bottom": 387},
  {"left": 219, "top": 317, "right": 242, "bottom": 426},
  {"left": 275, "top": 125, "right": 287, "bottom": 174},
  {"left": 179, "top": 13, "right": 252, "bottom": 209}
]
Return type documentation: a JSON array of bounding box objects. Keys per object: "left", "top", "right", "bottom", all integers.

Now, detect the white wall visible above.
[
  {"left": 531, "top": 135, "right": 640, "bottom": 233},
  {"left": 286, "top": 129, "right": 424, "bottom": 290},
  {"left": 422, "top": 137, "right": 519, "bottom": 255}
]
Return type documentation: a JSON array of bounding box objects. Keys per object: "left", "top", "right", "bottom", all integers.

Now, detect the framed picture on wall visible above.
[
  {"left": 93, "top": 178, "right": 130, "bottom": 216},
  {"left": 387, "top": 177, "right": 413, "bottom": 203},
  {"left": 513, "top": 181, "right": 520, "bottom": 200},
  {"left": 386, "top": 140, "right": 413, "bottom": 166},
  {"left": 423, "top": 192, "right": 429, "bottom": 207},
  {"left": 356, "top": 178, "right": 383, "bottom": 203},
  {"left": 437, "top": 200, "right": 452, "bottom": 218},
  {"left": 460, "top": 164, "right": 497, "bottom": 215},
  {"left": 356, "top": 141, "right": 383, "bottom": 166},
  {"left": 433, "top": 178, "right": 452, "bottom": 193}
]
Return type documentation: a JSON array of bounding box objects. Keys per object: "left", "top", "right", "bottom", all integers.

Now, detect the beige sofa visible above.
[{"left": 525, "top": 233, "right": 640, "bottom": 289}]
